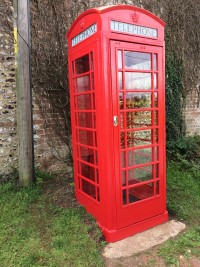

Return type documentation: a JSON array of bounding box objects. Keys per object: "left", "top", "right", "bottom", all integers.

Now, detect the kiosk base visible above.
[{"left": 99, "top": 211, "right": 168, "bottom": 242}]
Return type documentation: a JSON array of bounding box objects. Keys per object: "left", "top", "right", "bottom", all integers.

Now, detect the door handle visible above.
[{"left": 113, "top": 116, "right": 118, "bottom": 126}]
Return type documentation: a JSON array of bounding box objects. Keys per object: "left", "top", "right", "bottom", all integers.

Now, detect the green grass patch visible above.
[
  {"left": 159, "top": 157, "right": 200, "bottom": 265},
  {"left": 167, "top": 162, "right": 200, "bottom": 223},
  {"left": 0, "top": 181, "right": 104, "bottom": 267},
  {"left": 159, "top": 227, "right": 200, "bottom": 266}
]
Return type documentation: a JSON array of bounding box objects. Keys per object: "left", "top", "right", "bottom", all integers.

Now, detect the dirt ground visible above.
[{"left": 42, "top": 174, "right": 200, "bottom": 267}]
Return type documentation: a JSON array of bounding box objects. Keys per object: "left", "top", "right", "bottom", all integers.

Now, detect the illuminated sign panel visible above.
[
  {"left": 110, "top": 20, "right": 158, "bottom": 38},
  {"left": 72, "top": 23, "right": 97, "bottom": 46}
]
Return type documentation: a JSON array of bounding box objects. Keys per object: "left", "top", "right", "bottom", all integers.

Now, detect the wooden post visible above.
[{"left": 14, "top": 0, "right": 34, "bottom": 186}]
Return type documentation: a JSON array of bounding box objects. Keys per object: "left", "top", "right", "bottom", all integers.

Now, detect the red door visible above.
[{"left": 111, "top": 41, "right": 166, "bottom": 229}]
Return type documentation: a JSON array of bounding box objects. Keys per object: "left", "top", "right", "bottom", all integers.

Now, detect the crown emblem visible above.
[
  {"left": 131, "top": 12, "right": 139, "bottom": 22},
  {"left": 80, "top": 20, "right": 85, "bottom": 29}
]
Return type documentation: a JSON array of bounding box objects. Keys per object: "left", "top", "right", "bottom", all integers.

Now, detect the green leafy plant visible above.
[{"left": 166, "top": 52, "right": 186, "bottom": 142}]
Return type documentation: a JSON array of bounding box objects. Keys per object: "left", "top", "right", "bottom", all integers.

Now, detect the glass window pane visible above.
[
  {"left": 155, "top": 163, "right": 159, "bottom": 178},
  {"left": 156, "top": 181, "right": 159, "bottom": 195},
  {"left": 154, "top": 54, "right": 157, "bottom": 70},
  {"left": 118, "top": 50, "right": 122, "bottom": 69},
  {"left": 75, "top": 54, "right": 90, "bottom": 74},
  {"left": 79, "top": 130, "right": 94, "bottom": 146},
  {"left": 81, "top": 163, "right": 95, "bottom": 181},
  {"left": 121, "top": 151, "right": 126, "bottom": 168},
  {"left": 91, "top": 73, "right": 95, "bottom": 91},
  {"left": 126, "top": 92, "right": 152, "bottom": 109},
  {"left": 90, "top": 52, "right": 94, "bottom": 70},
  {"left": 154, "top": 93, "right": 158, "bottom": 107},
  {"left": 80, "top": 146, "right": 95, "bottom": 164},
  {"left": 125, "top": 72, "right": 152, "bottom": 90},
  {"left": 120, "top": 132, "right": 125, "bottom": 148},
  {"left": 122, "top": 189, "right": 127, "bottom": 205},
  {"left": 120, "top": 112, "right": 125, "bottom": 129},
  {"left": 155, "top": 129, "right": 158, "bottom": 143},
  {"left": 118, "top": 72, "right": 123, "bottom": 90},
  {"left": 76, "top": 75, "right": 90, "bottom": 93},
  {"left": 126, "top": 111, "right": 152, "bottom": 129},
  {"left": 154, "top": 74, "right": 158, "bottom": 89},
  {"left": 128, "top": 182, "right": 154, "bottom": 203},
  {"left": 97, "top": 187, "right": 100, "bottom": 202},
  {"left": 125, "top": 52, "right": 151, "bottom": 70},
  {"left": 78, "top": 112, "right": 93, "bottom": 128},
  {"left": 154, "top": 111, "right": 158, "bottom": 125},
  {"left": 128, "top": 148, "right": 153, "bottom": 167},
  {"left": 128, "top": 166, "right": 153, "bottom": 184},
  {"left": 77, "top": 94, "right": 92, "bottom": 110},
  {"left": 82, "top": 180, "right": 96, "bottom": 199},
  {"left": 127, "top": 129, "right": 152, "bottom": 147},
  {"left": 119, "top": 92, "right": 124, "bottom": 109},
  {"left": 122, "top": 171, "right": 126, "bottom": 186}
]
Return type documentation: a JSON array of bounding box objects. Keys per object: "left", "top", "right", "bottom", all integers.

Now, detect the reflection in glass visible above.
[
  {"left": 126, "top": 92, "right": 152, "bottom": 109},
  {"left": 80, "top": 146, "right": 95, "bottom": 164},
  {"left": 128, "top": 182, "right": 154, "bottom": 203},
  {"left": 118, "top": 50, "right": 122, "bottom": 69},
  {"left": 128, "top": 148, "right": 152, "bottom": 167},
  {"left": 119, "top": 92, "right": 123, "bottom": 109},
  {"left": 154, "top": 111, "right": 158, "bottom": 125},
  {"left": 92, "top": 93, "right": 96, "bottom": 110},
  {"left": 156, "top": 181, "right": 159, "bottom": 195},
  {"left": 155, "top": 163, "right": 159, "bottom": 178},
  {"left": 77, "top": 94, "right": 92, "bottom": 110},
  {"left": 78, "top": 112, "right": 93, "bottom": 128},
  {"left": 127, "top": 129, "right": 152, "bottom": 147},
  {"left": 120, "top": 112, "right": 124, "bottom": 128},
  {"left": 81, "top": 163, "right": 95, "bottom": 181},
  {"left": 154, "top": 93, "right": 158, "bottom": 107},
  {"left": 120, "top": 132, "right": 125, "bottom": 148},
  {"left": 154, "top": 147, "right": 158, "bottom": 162},
  {"left": 131, "top": 111, "right": 152, "bottom": 128},
  {"left": 125, "top": 72, "right": 151, "bottom": 90},
  {"left": 121, "top": 151, "right": 126, "bottom": 168},
  {"left": 154, "top": 54, "right": 157, "bottom": 70},
  {"left": 75, "top": 54, "right": 90, "bottom": 74},
  {"left": 154, "top": 73, "right": 158, "bottom": 89},
  {"left": 122, "top": 171, "right": 126, "bottom": 186},
  {"left": 76, "top": 75, "right": 90, "bottom": 92},
  {"left": 128, "top": 166, "right": 153, "bottom": 184},
  {"left": 90, "top": 52, "right": 94, "bottom": 70},
  {"left": 125, "top": 51, "right": 151, "bottom": 70},
  {"left": 82, "top": 180, "right": 96, "bottom": 199},
  {"left": 118, "top": 72, "right": 123, "bottom": 90},
  {"left": 155, "top": 128, "right": 158, "bottom": 143},
  {"left": 91, "top": 73, "right": 95, "bottom": 90},
  {"left": 79, "top": 130, "right": 94, "bottom": 146},
  {"left": 122, "top": 189, "right": 127, "bottom": 205}
]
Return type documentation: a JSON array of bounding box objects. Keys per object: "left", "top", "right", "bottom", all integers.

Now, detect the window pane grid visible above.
[
  {"left": 122, "top": 177, "right": 160, "bottom": 190},
  {"left": 121, "top": 161, "right": 159, "bottom": 171},
  {"left": 72, "top": 52, "right": 100, "bottom": 203},
  {"left": 118, "top": 49, "right": 160, "bottom": 206}
]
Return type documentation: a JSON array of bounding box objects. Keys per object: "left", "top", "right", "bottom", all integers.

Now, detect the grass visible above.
[
  {"left": 158, "top": 160, "right": 200, "bottom": 265},
  {"left": 166, "top": 162, "right": 200, "bottom": 223},
  {"left": 0, "top": 179, "right": 104, "bottom": 267},
  {"left": 1, "top": 136, "right": 200, "bottom": 267}
]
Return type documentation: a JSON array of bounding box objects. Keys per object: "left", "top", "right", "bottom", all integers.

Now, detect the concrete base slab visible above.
[{"left": 103, "top": 220, "right": 186, "bottom": 259}]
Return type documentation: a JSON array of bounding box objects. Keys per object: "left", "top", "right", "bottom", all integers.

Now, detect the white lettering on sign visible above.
[
  {"left": 72, "top": 23, "right": 97, "bottom": 46},
  {"left": 110, "top": 20, "right": 158, "bottom": 38}
]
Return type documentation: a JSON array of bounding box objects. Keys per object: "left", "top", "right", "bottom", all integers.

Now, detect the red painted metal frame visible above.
[{"left": 67, "top": 5, "right": 168, "bottom": 242}]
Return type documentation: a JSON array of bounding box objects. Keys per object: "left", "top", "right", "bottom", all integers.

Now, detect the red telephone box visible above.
[{"left": 67, "top": 5, "right": 168, "bottom": 242}]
